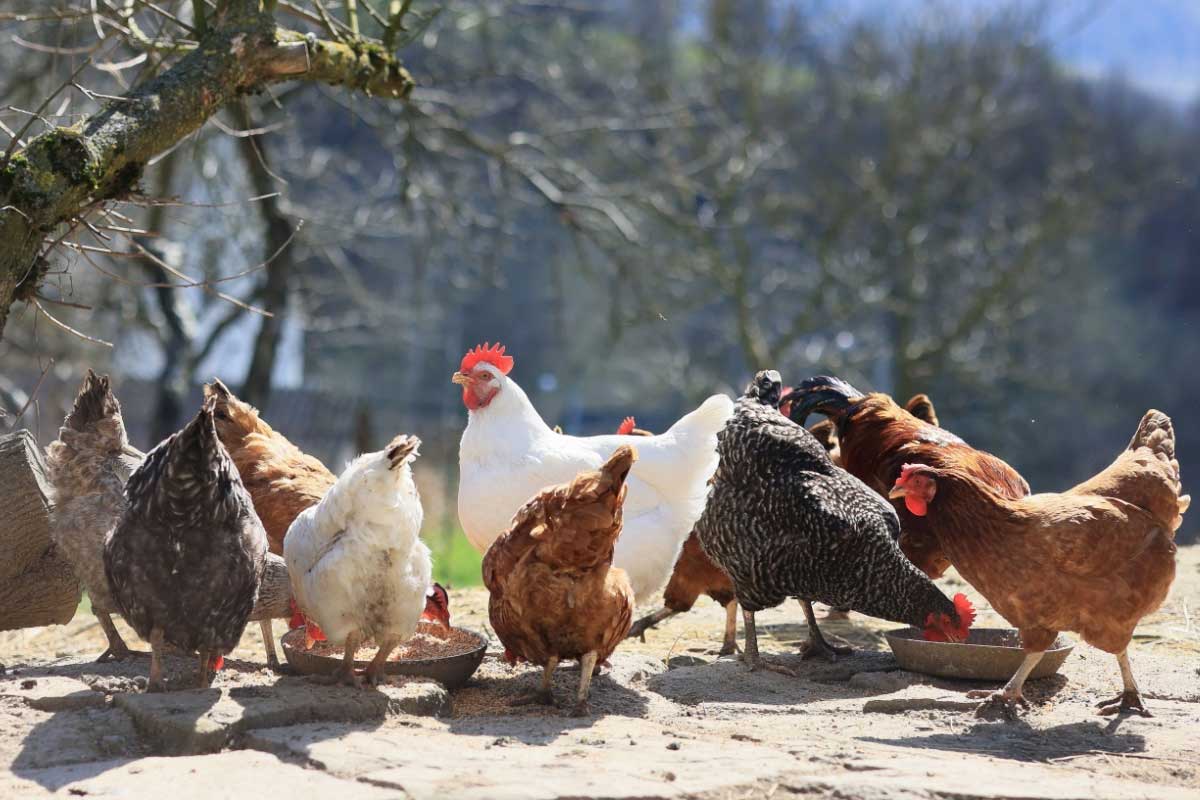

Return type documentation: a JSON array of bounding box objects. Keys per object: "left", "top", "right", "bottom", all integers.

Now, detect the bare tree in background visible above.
[{"left": 0, "top": 0, "right": 419, "bottom": 342}]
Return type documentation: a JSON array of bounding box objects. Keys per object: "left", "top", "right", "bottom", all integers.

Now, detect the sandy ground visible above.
[{"left": 1, "top": 546, "right": 1198, "bottom": 799}]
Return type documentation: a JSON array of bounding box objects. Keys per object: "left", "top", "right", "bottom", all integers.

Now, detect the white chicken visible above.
[
  {"left": 283, "top": 434, "right": 431, "bottom": 686},
  {"left": 455, "top": 343, "right": 732, "bottom": 602}
]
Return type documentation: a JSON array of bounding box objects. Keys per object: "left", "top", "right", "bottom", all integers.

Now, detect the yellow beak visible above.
[
  {"left": 888, "top": 486, "right": 907, "bottom": 500},
  {"left": 451, "top": 371, "right": 471, "bottom": 386}
]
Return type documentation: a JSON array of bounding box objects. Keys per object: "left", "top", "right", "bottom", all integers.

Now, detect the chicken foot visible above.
[
  {"left": 570, "top": 651, "right": 599, "bottom": 717},
  {"left": 512, "top": 656, "right": 559, "bottom": 707},
  {"left": 363, "top": 637, "right": 398, "bottom": 687},
  {"left": 147, "top": 628, "right": 166, "bottom": 693},
  {"left": 1097, "top": 650, "right": 1152, "bottom": 717},
  {"left": 95, "top": 610, "right": 137, "bottom": 662},
  {"left": 628, "top": 607, "right": 676, "bottom": 641},
  {"left": 740, "top": 609, "right": 798, "bottom": 676},
  {"left": 798, "top": 600, "right": 853, "bottom": 661},
  {"left": 969, "top": 650, "right": 1043, "bottom": 714},
  {"left": 311, "top": 632, "right": 363, "bottom": 687},
  {"left": 719, "top": 602, "right": 740, "bottom": 656}
]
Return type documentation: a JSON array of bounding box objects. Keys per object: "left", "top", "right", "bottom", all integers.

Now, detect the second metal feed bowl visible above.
[{"left": 885, "top": 627, "right": 1074, "bottom": 681}]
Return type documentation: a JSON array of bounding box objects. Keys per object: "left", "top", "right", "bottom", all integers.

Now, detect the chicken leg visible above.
[
  {"left": 1097, "top": 650, "right": 1151, "bottom": 717},
  {"left": 95, "top": 610, "right": 136, "bottom": 662},
  {"left": 313, "top": 632, "right": 362, "bottom": 687},
  {"left": 719, "top": 602, "right": 740, "bottom": 656},
  {"left": 259, "top": 619, "right": 284, "bottom": 672},
  {"left": 512, "top": 656, "right": 559, "bottom": 707},
  {"left": 740, "top": 609, "right": 798, "bottom": 676},
  {"left": 798, "top": 600, "right": 853, "bottom": 661},
  {"left": 570, "top": 651, "right": 599, "bottom": 717},
  {"left": 363, "top": 637, "right": 398, "bottom": 687},
  {"left": 147, "top": 628, "right": 166, "bottom": 693},
  {"left": 197, "top": 650, "right": 215, "bottom": 689},
  {"left": 628, "top": 607, "right": 676, "bottom": 641},
  {"left": 969, "top": 650, "right": 1043, "bottom": 712}
]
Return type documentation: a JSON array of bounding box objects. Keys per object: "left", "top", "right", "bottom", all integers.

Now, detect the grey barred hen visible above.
[
  {"left": 104, "top": 400, "right": 268, "bottom": 691},
  {"left": 693, "top": 371, "right": 973, "bottom": 674},
  {"left": 45, "top": 371, "right": 145, "bottom": 661}
]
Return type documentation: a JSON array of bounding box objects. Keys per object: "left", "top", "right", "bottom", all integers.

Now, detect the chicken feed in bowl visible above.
[{"left": 281, "top": 622, "right": 487, "bottom": 689}]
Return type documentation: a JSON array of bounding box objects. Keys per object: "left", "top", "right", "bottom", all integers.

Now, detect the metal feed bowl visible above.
[
  {"left": 280, "top": 626, "right": 487, "bottom": 690},
  {"left": 885, "top": 627, "right": 1074, "bottom": 681}
]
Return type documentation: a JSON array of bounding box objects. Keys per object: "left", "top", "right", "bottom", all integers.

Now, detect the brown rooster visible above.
[
  {"left": 789, "top": 377, "right": 1029, "bottom": 578},
  {"left": 483, "top": 445, "right": 637, "bottom": 716},
  {"left": 889, "top": 410, "right": 1189, "bottom": 715},
  {"left": 203, "top": 379, "right": 336, "bottom": 668}
]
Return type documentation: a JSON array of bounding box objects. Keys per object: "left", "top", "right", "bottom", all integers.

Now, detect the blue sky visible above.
[{"left": 776, "top": 0, "right": 1200, "bottom": 105}]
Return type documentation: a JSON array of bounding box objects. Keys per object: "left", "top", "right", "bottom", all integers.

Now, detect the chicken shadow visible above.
[
  {"left": 447, "top": 661, "right": 650, "bottom": 743},
  {"left": 6, "top": 656, "right": 223, "bottom": 790},
  {"left": 646, "top": 645, "right": 908, "bottom": 707},
  {"left": 860, "top": 717, "right": 1147, "bottom": 762}
]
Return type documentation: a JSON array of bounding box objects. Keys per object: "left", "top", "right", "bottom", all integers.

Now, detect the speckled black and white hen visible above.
[
  {"left": 694, "top": 370, "right": 973, "bottom": 674},
  {"left": 104, "top": 399, "right": 268, "bottom": 691}
]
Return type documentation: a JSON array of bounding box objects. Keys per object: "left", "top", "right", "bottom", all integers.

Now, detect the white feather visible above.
[
  {"left": 458, "top": 371, "right": 731, "bottom": 602},
  {"left": 284, "top": 445, "right": 429, "bottom": 646}
]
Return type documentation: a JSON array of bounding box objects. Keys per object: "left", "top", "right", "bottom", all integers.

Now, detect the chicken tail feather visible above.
[
  {"left": 789, "top": 375, "right": 865, "bottom": 426},
  {"left": 64, "top": 369, "right": 120, "bottom": 433},
  {"left": 385, "top": 435, "right": 421, "bottom": 469}
]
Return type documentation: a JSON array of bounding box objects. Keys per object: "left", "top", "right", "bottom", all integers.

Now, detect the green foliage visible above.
[{"left": 427, "top": 523, "right": 483, "bottom": 588}]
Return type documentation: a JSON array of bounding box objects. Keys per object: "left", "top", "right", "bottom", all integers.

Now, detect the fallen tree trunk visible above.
[{"left": 0, "top": 430, "right": 82, "bottom": 631}]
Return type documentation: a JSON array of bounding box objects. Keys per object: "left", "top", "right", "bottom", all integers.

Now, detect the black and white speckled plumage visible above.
[
  {"left": 104, "top": 402, "right": 268, "bottom": 657},
  {"left": 694, "top": 372, "right": 958, "bottom": 629}
]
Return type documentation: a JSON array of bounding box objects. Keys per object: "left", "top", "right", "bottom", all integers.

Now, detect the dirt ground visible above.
[{"left": 1, "top": 546, "right": 1198, "bottom": 799}]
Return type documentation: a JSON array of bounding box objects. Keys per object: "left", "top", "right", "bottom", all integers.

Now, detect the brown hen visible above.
[
  {"left": 202, "top": 379, "right": 336, "bottom": 668},
  {"left": 889, "top": 410, "right": 1189, "bottom": 715},
  {"left": 790, "top": 377, "right": 1029, "bottom": 579},
  {"left": 483, "top": 445, "right": 637, "bottom": 717}
]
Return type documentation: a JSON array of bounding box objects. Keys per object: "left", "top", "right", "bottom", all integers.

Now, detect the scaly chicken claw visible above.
[
  {"left": 968, "top": 689, "right": 1028, "bottom": 719},
  {"left": 1096, "top": 690, "right": 1152, "bottom": 718}
]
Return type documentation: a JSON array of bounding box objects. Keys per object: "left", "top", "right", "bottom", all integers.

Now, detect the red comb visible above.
[
  {"left": 460, "top": 342, "right": 514, "bottom": 375},
  {"left": 953, "top": 593, "right": 976, "bottom": 629},
  {"left": 616, "top": 416, "right": 637, "bottom": 436},
  {"left": 209, "top": 654, "right": 224, "bottom": 672},
  {"left": 897, "top": 463, "right": 929, "bottom": 483}
]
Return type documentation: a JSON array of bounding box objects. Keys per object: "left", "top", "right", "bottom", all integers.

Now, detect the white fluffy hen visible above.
[
  {"left": 455, "top": 343, "right": 732, "bottom": 603},
  {"left": 284, "top": 434, "right": 431, "bottom": 686}
]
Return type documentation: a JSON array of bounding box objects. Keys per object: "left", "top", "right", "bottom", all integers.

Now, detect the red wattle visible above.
[{"left": 904, "top": 495, "right": 928, "bottom": 517}]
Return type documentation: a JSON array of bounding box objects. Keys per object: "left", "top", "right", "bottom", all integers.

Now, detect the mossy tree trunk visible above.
[{"left": 0, "top": 2, "right": 413, "bottom": 341}]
